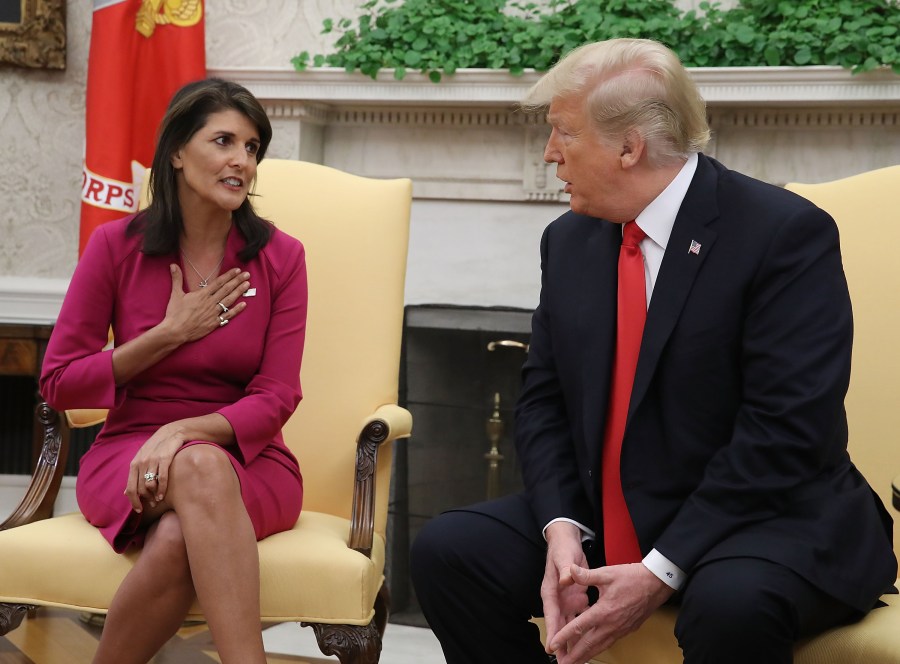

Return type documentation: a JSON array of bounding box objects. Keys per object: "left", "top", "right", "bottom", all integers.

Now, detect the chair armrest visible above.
[
  {"left": 0, "top": 403, "right": 69, "bottom": 531},
  {"left": 361, "top": 404, "right": 412, "bottom": 442},
  {"left": 66, "top": 408, "right": 108, "bottom": 428},
  {"left": 893, "top": 475, "right": 900, "bottom": 512},
  {"left": 348, "top": 404, "right": 413, "bottom": 557}
]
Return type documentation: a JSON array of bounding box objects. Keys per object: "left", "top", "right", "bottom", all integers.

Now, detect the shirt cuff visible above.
[
  {"left": 542, "top": 517, "right": 596, "bottom": 542},
  {"left": 642, "top": 548, "right": 686, "bottom": 590}
]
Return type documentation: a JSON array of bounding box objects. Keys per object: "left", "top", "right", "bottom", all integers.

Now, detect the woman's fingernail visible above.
[{"left": 157, "top": 495, "right": 163, "bottom": 501}]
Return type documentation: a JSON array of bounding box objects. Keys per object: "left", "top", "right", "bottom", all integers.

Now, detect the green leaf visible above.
[
  {"left": 404, "top": 50, "right": 422, "bottom": 66},
  {"left": 734, "top": 24, "right": 756, "bottom": 45},
  {"left": 794, "top": 46, "right": 812, "bottom": 65},
  {"left": 763, "top": 45, "right": 781, "bottom": 66}
]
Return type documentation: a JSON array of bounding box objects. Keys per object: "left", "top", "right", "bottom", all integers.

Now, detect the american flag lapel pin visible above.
[{"left": 688, "top": 239, "right": 701, "bottom": 255}]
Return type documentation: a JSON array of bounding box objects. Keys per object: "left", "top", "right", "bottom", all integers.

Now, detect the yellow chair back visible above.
[
  {"left": 786, "top": 165, "right": 900, "bottom": 552},
  {"left": 251, "top": 159, "right": 412, "bottom": 533}
]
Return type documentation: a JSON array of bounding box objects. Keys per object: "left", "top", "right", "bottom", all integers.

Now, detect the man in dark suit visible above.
[{"left": 410, "top": 38, "right": 896, "bottom": 664}]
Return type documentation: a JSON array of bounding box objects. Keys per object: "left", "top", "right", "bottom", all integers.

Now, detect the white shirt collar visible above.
[{"left": 634, "top": 153, "right": 699, "bottom": 250}]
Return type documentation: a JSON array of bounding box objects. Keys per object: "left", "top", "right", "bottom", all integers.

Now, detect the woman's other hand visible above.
[{"left": 124, "top": 422, "right": 185, "bottom": 512}]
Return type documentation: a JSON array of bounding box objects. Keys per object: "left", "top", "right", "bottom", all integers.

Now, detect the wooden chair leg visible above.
[
  {"left": 0, "top": 603, "right": 34, "bottom": 636},
  {"left": 301, "top": 580, "right": 390, "bottom": 663},
  {"left": 304, "top": 621, "right": 382, "bottom": 664},
  {"left": 374, "top": 583, "right": 390, "bottom": 637}
]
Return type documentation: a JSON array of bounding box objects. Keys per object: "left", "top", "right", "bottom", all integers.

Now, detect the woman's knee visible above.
[{"left": 169, "top": 444, "right": 239, "bottom": 500}]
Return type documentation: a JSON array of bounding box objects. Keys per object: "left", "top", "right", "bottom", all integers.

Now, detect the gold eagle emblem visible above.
[{"left": 136, "top": 0, "right": 203, "bottom": 38}]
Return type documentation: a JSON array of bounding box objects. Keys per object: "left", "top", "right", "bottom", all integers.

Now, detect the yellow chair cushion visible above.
[
  {"left": 0, "top": 511, "right": 384, "bottom": 625},
  {"left": 534, "top": 587, "right": 900, "bottom": 664}
]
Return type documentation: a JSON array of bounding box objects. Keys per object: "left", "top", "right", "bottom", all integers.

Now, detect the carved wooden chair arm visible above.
[
  {"left": 0, "top": 403, "right": 69, "bottom": 531},
  {"left": 348, "top": 404, "right": 412, "bottom": 558}
]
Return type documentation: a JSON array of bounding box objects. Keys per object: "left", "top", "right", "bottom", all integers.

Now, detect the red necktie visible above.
[{"left": 601, "top": 221, "right": 646, "bottom": 565}]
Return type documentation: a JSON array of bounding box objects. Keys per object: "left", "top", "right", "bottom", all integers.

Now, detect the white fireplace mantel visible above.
[
  {"left": 209, "top": 65, "right": 900, "bottom": 107},
  {"left": 206, "top": 65, "right": 900, "bottom": 205},
  {"left": 3, "top": 66, "right": 899, "bottom": 321}
]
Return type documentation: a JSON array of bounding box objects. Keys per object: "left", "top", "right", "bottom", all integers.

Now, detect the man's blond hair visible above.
[{"left": 523, "top": 39, "right": 710, "bottom": 166}]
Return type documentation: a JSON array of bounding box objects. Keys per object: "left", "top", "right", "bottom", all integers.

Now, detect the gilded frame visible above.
[{"left": 0, "top": 0, "right": 66, "bottom": 70}]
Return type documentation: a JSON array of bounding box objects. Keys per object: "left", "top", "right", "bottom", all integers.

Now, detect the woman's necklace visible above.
[{"left": 182, "top": 250, "right": 225, "bottom": 288}]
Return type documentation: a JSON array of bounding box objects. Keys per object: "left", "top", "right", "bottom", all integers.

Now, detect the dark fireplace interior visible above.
[{"left": 389, "top": 304, "right": 532, "bottom": 624}]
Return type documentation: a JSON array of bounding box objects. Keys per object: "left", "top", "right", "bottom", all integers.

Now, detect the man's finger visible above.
[{"left": 570, "top": 564, "right": 606, "bottom": 588}]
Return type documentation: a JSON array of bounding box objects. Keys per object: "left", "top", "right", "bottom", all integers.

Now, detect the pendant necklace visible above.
[{"left": 182, "top": 250, "right": 225, "bottom": 288}]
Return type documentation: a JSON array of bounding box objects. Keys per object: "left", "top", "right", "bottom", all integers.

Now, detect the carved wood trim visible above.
[
  {"left": 711, "top": 108, "right": 900, "bottom": 129},
  {"left": 0, "top": 402, "right": 69, "bottom": 530},
  {"left": 303, "top": 619, "right": 382, "bottom": 664},
  {"left": 0, "top": 603, "right": 35, "bottom": 637},
  {"left": 348, "top": 419, "right": 389, "bottom": 557}
]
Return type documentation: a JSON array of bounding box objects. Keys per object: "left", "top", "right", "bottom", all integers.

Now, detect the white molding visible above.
[
  {"left": 208, "top": 65, "right": 900, "bottom": 107},
  {"left": 0, "top": 277, "right": 66, "bottom": 325},
  {"left": 712, "top": 108, "right": 900, "bottom": 128},
  {"left": 0, "top": 474, "right": 77, "bottom": 517}
]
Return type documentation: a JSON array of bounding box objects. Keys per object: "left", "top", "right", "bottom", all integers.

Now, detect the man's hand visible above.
[
  {"left": 541, "top": 522, "right": 590, "bottom": 653},
  {"left": 548, "top": 562, "right": 674, "bottom": 664}
]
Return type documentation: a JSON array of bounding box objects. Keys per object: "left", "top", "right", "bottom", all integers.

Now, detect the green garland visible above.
[{"left": 292, "top": 0, "right": 900, "bottom": 82}]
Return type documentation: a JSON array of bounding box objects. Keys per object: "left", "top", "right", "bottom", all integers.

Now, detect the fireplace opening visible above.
[{"left": 389, "top": 304, "right": 532, "bottom": 624}]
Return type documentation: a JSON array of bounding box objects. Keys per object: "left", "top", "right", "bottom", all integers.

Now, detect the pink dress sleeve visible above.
[
  {"left": 40, "top": 223, "right": 124, "bottom": 411},
  {"left": 216, "top": 238, "right": 308, "bottom": 464}
]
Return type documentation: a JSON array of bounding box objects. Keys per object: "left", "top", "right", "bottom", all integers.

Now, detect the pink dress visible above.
[{"left": 40, "top": 216, "right": 307, "bottom": 552}]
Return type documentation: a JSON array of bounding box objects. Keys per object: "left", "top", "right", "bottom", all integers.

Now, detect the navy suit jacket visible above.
[{"left": 515, "top": 154, "right": 896, "bottom": 611}]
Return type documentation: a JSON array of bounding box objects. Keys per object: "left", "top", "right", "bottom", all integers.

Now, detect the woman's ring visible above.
[
  {"left": 217, "top": 301, "right": 228, "bottom": 314},
  {"left": 143, "top": 471, "right": 159, "bottom": 483},
  {"left": 219, "top": 315, "right": 229, "bottom": 327}
]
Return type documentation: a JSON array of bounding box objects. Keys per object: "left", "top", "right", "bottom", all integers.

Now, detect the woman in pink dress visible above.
[{"left": 40, "top": 78, "right": 307, "bottom": 664}]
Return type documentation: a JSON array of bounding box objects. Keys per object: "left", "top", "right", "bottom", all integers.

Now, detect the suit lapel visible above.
[
  {"left": 629, "top": 155, "right": 720, "bottom": 419},
  {"left": 578, "top": 222, "right": 620, "bottom": 473}
]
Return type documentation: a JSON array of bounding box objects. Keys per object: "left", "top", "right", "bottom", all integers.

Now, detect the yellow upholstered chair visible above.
[
  {"left": 535, "top": 165, "right": 900, "bottom": 663},
  {"left": 0, "top": 159, "right": 413, "bottom": 664}
]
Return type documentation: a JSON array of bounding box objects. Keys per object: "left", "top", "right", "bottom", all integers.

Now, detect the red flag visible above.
[{"left": 80, "top": 0, "right": 206, "bottom": 256}]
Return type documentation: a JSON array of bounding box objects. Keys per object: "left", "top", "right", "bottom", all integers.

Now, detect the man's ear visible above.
[{"left": 619, "top": 129, "right": 646, "bottom": 169}]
